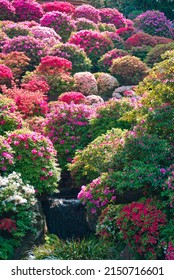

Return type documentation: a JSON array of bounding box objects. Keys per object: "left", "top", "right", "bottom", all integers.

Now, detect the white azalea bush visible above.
[{"left": 0, "top": 172, "right": 37, "bottom": 260}]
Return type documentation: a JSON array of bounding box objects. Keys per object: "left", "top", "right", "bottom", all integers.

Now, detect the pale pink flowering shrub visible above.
[
  {"left": 12, "top": 0, "right": 44, "bottom": 22},
  {"left": 40, "top": 11, "right": 76, "bottom": 42},
  {"left": 95, "top": 72, "right": 119, "bottom": 100},
  {"left": 0, "top": 0, "right": 15, "bottom": 21},
  {"left": 31, "top": 26, "right": 62, "bottom": 42},
  {"left": 74, "top": 72, "right": 98, "bottom": 96},
  {"left": 0, "top": 135, "right": 14, "bottom": 174},
  {"left": 74, "top": 4, "right": 101, "bottom": 24},
  {"left": 100, "top": 8, "right": 126, "bottom": 28},
  {"left": 7, "top": 128, "right": 60, "bottom": 194},
  {"left": 86, "top": 95, "right": 104, "bottom": 106}
]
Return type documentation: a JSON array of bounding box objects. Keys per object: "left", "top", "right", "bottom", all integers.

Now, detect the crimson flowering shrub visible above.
[
  {"left": 100, "top": 8, "right": 126, "bottom": 28},
  {"left": 102, "top": 31, "right": 124, "bottom": 49},
  {"left": 0, "top": 0, "right": 15, "bottom": 21},
  {"left": 49, "top": 43, "right": 92, "bottom": 74},
  {"left": 78, "top": 173, "right": 116, "bottom": 215},
  {"left": 2, "top": 22, "right": 31, "bottom": 38},
  {"left": 0, "top": 135, "right": 14, "bottom": 174},
  {"left": 165, "top": 242, "right": 174, "bottom": 260},
  {"left": 125, "top": 32, "right": 157, "bottom": 48},
  {"left": 2, "top": 85, "right": 48, "bottom": 118},
  {"left": 43, "top": 101, "right": 93, "bottom": 171},
  {"left": 0, "top": 63, "right": 13, "bottom": 86},
  {"left": 74, "top": 72, "right": 98, "bottom": 96},
  {"left": 12, "top": 0, "right": 44, "bottom": 22},
  {"left": 75, "top": 18, "right": 98, "bottom": 31},
  {"left": 58, "top": 92, "right": 86, "bottom": 104},
  {"left": 110, "top": 55, "right": 149, "bottom": 85},
  {"left": 95, "top": 72, "right": 119, "bottom": 100},
  {"left": 2, "top": 36, "right": 46, "bottom": 67},
  {"left": 98, "top": 48, "right": 128, "bottom": 72},
  {"left": 68, "top": 30, "right": 113, "bottom": 65},
  {"left": 153, "top": 36, "right": 174, "bottom": 45},
  {"left": 7, "top": 129, "right": 60, "bottom": 194},
  {"left": 74, "top": 4, "right": 101, "bottom": 24},
  {"left": 116, "top": 26, "right": 135, "bottom": 40},
  {"left": 40, "top": 11, "right": 76, "bottom": 42},
  {"left": 134, "top": 10, "right": 173, "bottom": 38},
  {"left": 21, "top": 78, "right": 50, "bottom": 94},
  {"left": 116, "top": 200, "right": 167, "bottom": 259},
  {"left": 42, "top": 1, "right": 75, "bottom": 15},
  {"left": 98, "top": 23, "right": 116, "bottom": 32}
]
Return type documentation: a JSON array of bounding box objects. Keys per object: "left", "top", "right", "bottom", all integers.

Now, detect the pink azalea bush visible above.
[
  {"left": 0, "top": 0, "right": 15, "bottom": 21},
  {"left": 21, "top": 77, "right": 50, "bottom": 94},
  {"left": 116, "top": 26, "right": 135, "bottom": 40},
  {"left": 30, "top": 26, "right": 62, "bottom": 43},
  {"left": 12, "top": 0, "right": 44, "bottom": 22},
  {"left": 102, "top": 31, "right": 124, "bottom": 49},
  {"left": 0, "top": 64, "right": 13, "bottom": 86},
  {"left": 7, "top": 128, "right": 60, "bottom": 194},
  {"left": 58, "top": 91, "right": 86, "bottom": 104},
  {"left": 68, "top": 30, "right": 113, "bottom": 65},
  {"left": 2, "top": 22, "right": 31, "bottom": 38},
  {"left": 40, "top": 11, "right": 76, "bottom": 42},
  {"left": 0, "top": 135, "right": 14, "bottom": 174},
  {"left": 42, "top": 1, "right": 75, "bottom": 15},
  {"left": 74, "top": 72, "right": 98, "bottom": 96},
  {"left": 74, "top": 4, "right": 101, "bottom": 24},
  {"left": 125, "top": 32, "right": 157, "bottom": 48},
  {"left": 134, "top": 10, "right": 173, "bottom": 38},
  {"left": 100, "top": 8, "right": 126, "bottom": 28}
]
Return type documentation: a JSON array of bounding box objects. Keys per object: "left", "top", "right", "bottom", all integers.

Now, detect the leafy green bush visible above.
[{"left": 145, "top": 43, "right": 174, "bottom": 67}]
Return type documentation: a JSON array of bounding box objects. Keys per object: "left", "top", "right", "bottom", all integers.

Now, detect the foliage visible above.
[
  {"left": 98, "top": 23, "right": 116, "bottom": 32},
  {"left": 110, "top": 55, "right": 148, "bottom": 85},
  {"left": 98, "top": 48, "right": 128, "bottom": 72},
  {"left": 0, "top": 135, "right": 14, "bottom": 175},
  {"left": 74, "top": 4, "right": 101, "bottom": 24},
  {"left": 7, "top": 129, "right": 60, "bottom": 194},
  {"left": 128, "top": 45, "right": 152, "bottom": 61},
  {"left": 102, "top": 31, "right": 124, "bottom": 49},
  {"left": 12, "top": 0, "right": 44, "bottom": 22},
  {"left": 74, "top": 72, "right": 98, "bottom": 96}
]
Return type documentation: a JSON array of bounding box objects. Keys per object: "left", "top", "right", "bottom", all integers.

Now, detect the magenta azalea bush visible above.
[
  {"left": 0, "top": 64, "right": 13, "bottom": 86},
  {"left": 12, "top": 0, "right": 44, "bottom": 22},
  {"left": 0, "top": 135, "right": 14, "bottom": 174},
  {"left": 74, "top": 4, "right": 101, "bottom": 24},
  {"left": 75, "top": 18, "right": 98, "bottom": 31},
  {"left": 0, "top": 0, "right": 15, "bottom": 21},
  {"left": 40, "top": 11, "right": 76, "bottom": 42},
  {"left": 100, "top": 8, "right": 126, "bottom": 28},
  {"left": 98, "top": 48, "right": 128, "bottom": 72}
]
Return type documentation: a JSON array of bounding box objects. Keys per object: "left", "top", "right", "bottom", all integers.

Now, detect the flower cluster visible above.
[
  {"left": 49, "top": 43, "right": 92, "bottom": 74},
  {"left": 75, "top": 18, "right": 98, "bottom": 31},
  {"left": 100, "top": 8, "right": 126, "bottom": 28},
  {"left": 21, "top": 77, "right": 50, "bottom": 94},
  {"left": 12, "top": 0, "right": 44, "bottom": 22},
  {"left": 134, "top": 10, "right": 173, "bottom": 38},
  {"left": 116, "top": 200, "right": 167, "bottom": 259},
  {"left": 98, "top": 48, "right": 128, "bottom": 72},
  {"left": 125, "top": 32, "right": 157, "bottom": 48},
  {"left": 7, "top": 129, "right": 60, "bottom": 194},
  {"left": 58, "top": 92, "right": 86, "bottom": 104},
  {"left": 0, "top": 63, "right": 13, "bottom": 86},
  {"left": 74, "top": 72, "right": 98, "bottom": 96},
  {"left": 42, "top": 1, "right": 75, "bottom": 14},
  {"left": 69, "top": 30, "right": 113, "bottom": 65},
  {"left": 0, "top": 135, "right": 14, "bottom": 174},
  {"left": 78, "top": 173, "right": 116, "bottom": 214},
  {"left": 0, "top": 0, "right": 15, "bottom": 21},
  {"left": 74, "top": 4, "right": 101, "bottom": 24},
  {"left": 0, "top": 218, "right": 16, "bottom": 233},
  {"left": 40, "top": 11, "right": 76, "bottom": 42}
]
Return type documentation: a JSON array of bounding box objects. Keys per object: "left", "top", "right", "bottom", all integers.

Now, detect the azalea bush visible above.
[
  {"left": 12, "top": 0, "right": 44, "bottom": 22},
  {"left": 98, "top": 48, "right": 128, "bottom": 72},
  {"left": 21, "top": 77, "right": 50, "bottom": 94},
  {"left": 110, "top": 55, "right": 149, "bottom": 85},
  {"left": 43, "top": 101, "right": 93, "bottom": 171},
  {"left": 42, "top": 1, "right": 75, "bottom": 14},
  {"left": 0, "top": 172, "right": 36, "bottom": 260},
  {"left": 74, "top": 72, "right": 98, "bottom": 96},
  {"left": 58, "top": 92, "right": 86, "bottom": 104},
  {"left": 100, "top": 8, "right": 126, "bottom": 28},
  {"left": 116, "top": 26, "right": 135, "bottom": 40},
  {"left": 0, "top": 135, "right": 14, "bottom": 175},
  {"left": 49, "top": 43, "right": 92, "bottom": 74},
  {"left": 128, "top": 45, "right": 152, "bottom": 61},
  {"left": 30, "top": 26, "right": 62, "bottom": 43},
  {"left": 0, "top": 0, "right": 15, "bottom": 21},
  {"left": 0, "top": 63, "right": 13, "bottom": 86},
  {"left": 7, "top": 129, "right": 60, "bottom": 194},
  {"left": 2, "top": 22, "right": 31, "bottom": 38},
  {"left": 68, "top": 30, "right": 113, "bottom": 66},
  {"left": 40, "top": 11, "right": 76, "bottom": 42},
  {"left": 102, "top": 31, "right": 124, "bottom": 49},
  {"left": 74, "top": 4, "right": 101, "bottom": 24},
  {"left": 95, "top": 72, "right": 119, "bottom": 100},
  {"left": 134, "top": 10, "right": 173, "bottom": 38},
  {"left": 75, "top": 18, "right": 98, "bottom": 31},
  {"left": 125, "top": 32, "right": 157, "bottom": 48},
  {"left": 98, "top": 23, "right": 116, "bottom": 32}
]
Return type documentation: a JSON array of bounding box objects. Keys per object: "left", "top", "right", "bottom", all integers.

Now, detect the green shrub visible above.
[{"left": 145, "top": 43, "right": 174, "bottom": 67}]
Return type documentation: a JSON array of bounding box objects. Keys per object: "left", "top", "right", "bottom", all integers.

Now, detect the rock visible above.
[
  {"left": 114, "top": 85, "right": 135, "bottom": 93},
  {"left": 112, "top": 92, "right": 122, "bottom": 99}
]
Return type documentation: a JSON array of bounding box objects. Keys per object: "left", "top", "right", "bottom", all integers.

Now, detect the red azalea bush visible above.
[
  {"left": 2, "top": 85, "right": 48, "bottom": 118},
  {"left": 58, "top": 92, "right": 86, "bottom": 104},
  {"left": 116, "top": 26, "right": 135, "bottom": 40},
  {"left": 98, "top": 48, "right": 129, "bottom": 72},
  {"left": 0, "top": 135, "right": 14, "bottom": 174},
  {"left": 36, "top": 56, "right": 72, "bottom": 75},
  {"left": 100, "top": 8, "right": 126, "bottom": 28},
  {"left": 7, "top": 128, "right": 60, "bottom": 194},
  {"left": 116, "top": 200, "right": 167, "bottom": 259},
  {"left": 68, "top": 30, "right": 113, "bottom": 65},
  {"left": 43, "top": 101, "right": 93, "bottom": 171},
  {"left": 74, "top": 4, "right": 101, "bottom": 24},
  {"left": 2, "top": 36, "right": 46, "bottom": 67},
  {"left": 40, "top": 11, "right": 76, "bottom": 42},
  {"left": 49, "top": 43, "right": 92, "bottom": 74},
  {"left": 12, "top": 0, "right": 44, "bottom": 22},
  {"left": 134, "top": 10, "right": 173, "bottom": 38},
  {"left": 126, "top": 32, "right": 157, "bottom": 48},
  {"left": 0, "top": 64, "right": 13, "bottom": 86},
  {"left": 42, "top": 1, "right": 75, "bottom": 14},
  {"left": 0, "top": 0, "right": 15, "bottom": 21},
  {"left": 21, "top": 78, "right": 50, "bottom": 94}
]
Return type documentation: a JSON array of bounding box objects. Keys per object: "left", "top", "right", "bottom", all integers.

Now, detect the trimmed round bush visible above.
[
  {"left": 75, "top": 18, "right": 98, "bottom": 31},
  {"left": 42, "top": 1, "right": 75, "bottom": 14},
  {"left": 125, "top": 32, "right": 157, "bottom": 48},
  {"left": 40, "top": 11, "right": 76, "bottom": 42},
  {"left": 98, "top": 23, "right": 116, "bottom": 32},
  {"left": 21, "top": 77, "right": 50, "bottom": 94},
  {"left": 74, "top": 72, "right": 98, "bottom": 96},
  {"left": 153, "top": 36, "right": 174, "bottom": 45},
  {"left": 100, "top": 8, "right": 126, "bottom": 28},
  {"left": 58, "top": 92, "right": 86, "bottom": 104},
  {"left": 98, "top": 48, "right": 128, "bottom": 72},
  {"left": 86, "top": 95, "right": 104, "bottom": 105},
  {"left": 7, "top": 128, "right": 60, "bottom": 194},
  {"left": 128, "top": 45, "right": 152, "bottom": 61},
  {"left": 0, "top": 135, "right": 14, "bottom": 174},
  {"left": 110, "top": 55, "right": 149, "bottom": 85},
  {"left": 68, "top": 30, "right": 113, "bottom": 65},
  {"left": 102, "top": 31, "right": 124, "bottom": 49},
  {"left": 30, "top": 26, "right": 62, "bottom": 42},
  {"left": 116, "top": 26, "right": 135, "bottom": 40},
  {"left": 49, "top": 43, "right": 92, "bottom": 74},
  {"left": 12, "top": 0, "right": 44, "bottom": 22},
  {"left": 0, "top": 0, "right": 15, "bottom": 21},
  {"left": 2, "top": 22, "right": 31, "bottom": 38},
  {"left": 0, "top": 63, "right": 13, "bottom": 86},
  {"left": 134, "top": 10, "right": 173, "bottom": 38},
  {"left": 74, "top": 4, "right": 101, "bottom": 24},
  {"left": 95, "top": 72, "right": 119, "bottom": 100}
]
